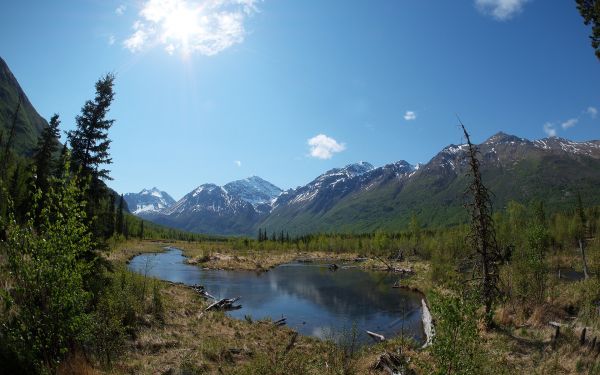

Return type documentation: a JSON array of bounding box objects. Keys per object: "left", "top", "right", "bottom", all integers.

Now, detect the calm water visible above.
[{"left": 129, "top": 248, "right": 425, "bottom": 345}]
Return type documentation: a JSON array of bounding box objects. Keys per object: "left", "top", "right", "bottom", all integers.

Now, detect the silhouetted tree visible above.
[{"left": 576, "top": 0, "right": 600, "bottom": 60}]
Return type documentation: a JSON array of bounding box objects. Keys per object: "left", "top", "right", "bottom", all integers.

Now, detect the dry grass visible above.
[{"left": 107, "top": 282, "right": 407, "bottom": 374}]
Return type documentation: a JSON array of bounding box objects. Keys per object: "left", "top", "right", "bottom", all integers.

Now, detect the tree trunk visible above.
[{"left": 579, "top": 239, "right": 590, "bottom": 280}]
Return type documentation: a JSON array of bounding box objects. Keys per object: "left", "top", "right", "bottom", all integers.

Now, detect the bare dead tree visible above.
[{"left": 460, "top": 121, "right": 502, "bottom": 328}]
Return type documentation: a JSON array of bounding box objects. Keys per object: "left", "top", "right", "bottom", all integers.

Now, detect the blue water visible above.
[{"left": 129, "top": 248, "right": 425, "bottom": 345}]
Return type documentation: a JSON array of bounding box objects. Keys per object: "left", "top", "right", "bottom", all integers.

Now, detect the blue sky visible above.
[{"left": 1, "top": 0, "right": 599, "bottom": 199}]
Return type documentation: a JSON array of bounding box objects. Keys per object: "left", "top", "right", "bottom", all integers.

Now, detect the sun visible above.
[{"left": 161, "top": 3, "right": 201, "bottom": 53}]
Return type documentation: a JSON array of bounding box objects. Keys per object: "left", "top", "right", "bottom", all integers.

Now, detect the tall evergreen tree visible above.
[
  {"left": 67, "top": 73, "right": 115, "bottom": 181},
  {"left": 116, "top": 194, "right": 124, "bottom": 235},
  {"left": 33, "top": 114, "right": 61, "bottom": 219},
  {"left": 67, "top": 73, "right": 116, "bottom": 241}
]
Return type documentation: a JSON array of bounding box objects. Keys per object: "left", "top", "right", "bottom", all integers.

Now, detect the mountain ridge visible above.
[{"left": 129, "top": 133, "right": 600, "bottom": 236}]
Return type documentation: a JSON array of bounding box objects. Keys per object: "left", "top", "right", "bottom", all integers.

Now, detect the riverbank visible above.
[
  {"left": 102, "top": 240, "right": 600, "bottom": 374},
  {"left": 107, "top": 281, "right": 424, "bottom": 374}
]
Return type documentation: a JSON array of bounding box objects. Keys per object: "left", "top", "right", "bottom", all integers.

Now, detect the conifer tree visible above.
[
  {"left": 460, "top": 122, "right": 501, "bottom": 328},
  {"left": 67, "top": 73, "right": 116, "bottom": 240},
  {"left": 116, "top": 194, "right": 124, "bottom": 235},
  {"left": 576, "top": 0, "right": 600, "bottom": 60},
  {"left": 33, "top": 114, "right": 61, "bottom": 220},
  {"left": 67, "top": 73, "right": 115, "bottom": 181}
]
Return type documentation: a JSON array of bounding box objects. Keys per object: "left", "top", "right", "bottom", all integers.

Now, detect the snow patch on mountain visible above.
[{"left": 124, "top": 188, "right": 176, "bottom": 215}]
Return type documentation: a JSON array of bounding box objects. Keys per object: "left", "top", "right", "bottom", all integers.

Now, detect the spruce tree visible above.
[
  {"left": 33, "top": 114, "right": 61, "bottom": 220},
  {"left": 116, "top": 194, "right": 124, "bottom": 235},
  {"left": 67, "top": 73, "right": 116, "bottom": 241},
  {"left": 67, "top": 73, "right": 115, "bottom": 181}
]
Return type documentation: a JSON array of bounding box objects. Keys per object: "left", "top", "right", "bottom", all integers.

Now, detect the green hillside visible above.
[{"left": 0, "top": 57, "right": 49, "bottom": 155}]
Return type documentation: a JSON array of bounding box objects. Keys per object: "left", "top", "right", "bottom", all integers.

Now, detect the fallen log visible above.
[
  {"left": 273, "top": 317, "right": 287, "bottom": 326},
  {"left": 421, "top": 299, "right": 435, "bottom": 348},
  {"left": 205, "top": 297, "right": 241, "bottom": 311},
  {"left": 190, "top": 284, "right": 217, "bottom": 300},
  {"left": 366, "top": 330, "right": 385, "bottom": 342}
]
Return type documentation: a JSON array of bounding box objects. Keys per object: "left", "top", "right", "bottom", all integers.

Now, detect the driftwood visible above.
[
  {"left": 421, "top": 299, "right": 435, "bottom": 348},
  {"left": 273, "top": 317, "right": 287, "bottom": 327},
  {"left": 366, "top": 330, "right": 385, "bottom": 342},
  {"left": 205, "top": 297, "right": 241, "bottom": 311},
  {"left": 373, "top": 351, "right": 415, "bottom": 375},
  {"left": 374, "top": 256, "right": 414, "bottom": 274},
  {"left": 190, "top": 284, "right": 216, "bottom": 300}
]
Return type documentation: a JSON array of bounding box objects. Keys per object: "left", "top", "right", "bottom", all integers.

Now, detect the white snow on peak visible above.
[{"left": 443, "top": 144, "right": 468, "bottom": 154}]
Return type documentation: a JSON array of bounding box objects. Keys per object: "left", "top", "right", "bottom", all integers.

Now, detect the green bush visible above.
[{"left": 0, "top": 166, "right": 94, "bottom": 372}]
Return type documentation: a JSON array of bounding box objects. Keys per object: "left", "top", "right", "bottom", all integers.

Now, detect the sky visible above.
[{"left": 1, "top": 0, "right": 599, "bottom": 199}]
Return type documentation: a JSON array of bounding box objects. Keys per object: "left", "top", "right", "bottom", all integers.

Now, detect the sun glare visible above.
[{"left": 162, "top": 4, "right": 201, "bottom": 53}]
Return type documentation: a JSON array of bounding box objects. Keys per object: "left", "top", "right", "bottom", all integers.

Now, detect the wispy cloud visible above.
[
  {"left": 404, "top": 111, "right": 417, "bottom": 121},
  {"left": 108, "top": 35, "right": 116, "bottom": 46},
  {"left": 234, "top": 160, "right": 242, "bottom": 167},
  {"left": 116, "top": 4, "right": 127, "bottom": 16},
  {"left": 586, "top": 106, "right": 598, "bottom": 119},
  {"left": 307, "top": 134, "right": 346, "bottom": 160},
  {"left": 123, "top": 23, "right": 148, "bottom": 52},
  {"left": 123, "top": 0, "right": 259, "bottom": 56},
  {"left": 475, "top": 0, "right": 529, "bottom": 21},
  {"left": 543, "top": 123, "right": 557, "bottom": 137},
  {"left": 561, "top": 118, "right": 578, "bottom": 130}
]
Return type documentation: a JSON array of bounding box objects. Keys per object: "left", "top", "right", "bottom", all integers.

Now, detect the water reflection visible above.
[{"left": 129, "top": 248, "right": 425, "bottom": 345}]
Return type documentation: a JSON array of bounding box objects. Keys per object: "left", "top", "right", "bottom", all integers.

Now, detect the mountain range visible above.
[
  {"left": 3, "top": 55, "right": 599, "bottom": 237},
  {"left": 126, "top": 133, "right": 600, "bottom": 236}
]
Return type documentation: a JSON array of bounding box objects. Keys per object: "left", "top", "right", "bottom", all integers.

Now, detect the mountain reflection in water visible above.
[{"left": 129, "top": 248, "right": 425, "bottom": 345}]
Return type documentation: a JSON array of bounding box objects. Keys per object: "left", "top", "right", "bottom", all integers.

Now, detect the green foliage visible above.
[
  {"left": 0, "top": 162, "right": 93, "bottom": 372},
  {"left": 429, "top": 290, "right": 487, "bottom": 375},
  {"left": 510, "top": 222, "right": 549, "bottom": 304}
]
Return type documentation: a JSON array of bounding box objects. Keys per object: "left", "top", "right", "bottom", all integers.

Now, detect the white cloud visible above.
[
  {"left": 586, "top": 106, "right": 598, "bottom": 119},
  {"left": 108, "top": 35, "right": 116, "bottom": 46},
  {"left": 543, "top": 122, "right": 557, "bottom": 137},
  {"left": 123, "top": 28, "right": 148, "bottom": 52},
  {"left": 475, "top": 0, "right": 529, "bottom": 21},
  {"left": 307, "top": 134, "right": 346, "bottom": 160},
  {"left": 404, "top": 111, "right": 417, "bottom": 121},
  {"left": 116, "top": 4, "right": 127, "bottom": 15},
  {"left": 561, "top": 118, "right": 578, "bottom": 130},
  {"left": 123, "top": 0, "right": 259, "bottom": 56},
  {"left": 234, "top": 160, "right": 242, "bottom": 167}
]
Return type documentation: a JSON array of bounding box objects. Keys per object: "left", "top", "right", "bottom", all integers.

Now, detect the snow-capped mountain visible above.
[
  {"left": 224, "top": 176, "right": 283, "bottom": 213},
  {"left": 138, "top": 177, "right": 283, "bottom": 236},
  {"left": 124, "top": 188, "right": 176, "bottom": 215},
  {"left": 133, "top": 132, "right": 600, "bottom": 236}
]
